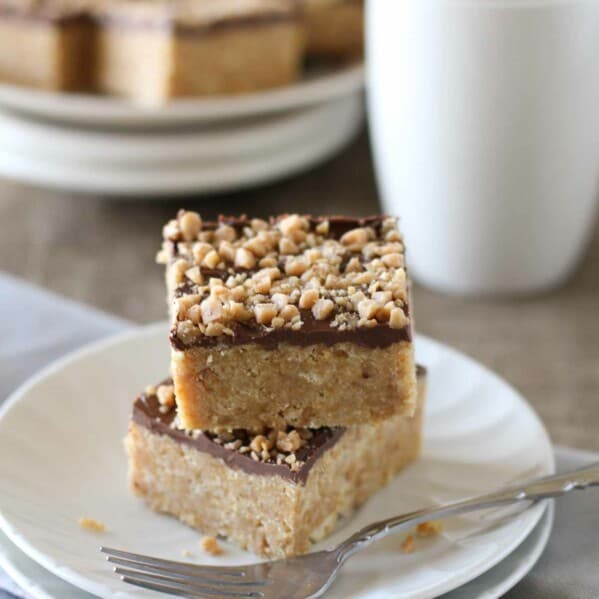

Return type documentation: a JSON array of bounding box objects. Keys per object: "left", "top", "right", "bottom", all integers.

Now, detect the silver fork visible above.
[{"left": 102, "top": 462, "right": 599, "bottom": 599}]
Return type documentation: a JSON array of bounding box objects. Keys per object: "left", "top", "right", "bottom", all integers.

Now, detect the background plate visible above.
[
  {"left": 0, "top": 96, "right": 361, "bottom": 166},
  {"left": 0, "top": 64, "right": 364, "bottom": 128},
  {"left": 0, "top": 324, "right": 554, "bottom": 598},
  {"left": 0, "top": 96, "right": 363, "bottom": 197}
]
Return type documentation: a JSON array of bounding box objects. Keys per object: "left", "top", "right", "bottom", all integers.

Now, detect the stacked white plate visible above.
[
  {"left": 0, "top": 64, "right": 364, "bottom": 197},
  {"left": 0, "top": 324, "right": 555, "bottom": 598}
]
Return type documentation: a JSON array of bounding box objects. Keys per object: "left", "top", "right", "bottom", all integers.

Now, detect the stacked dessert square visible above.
[{"left": 126, "top": 211, "right": 425, "bottom": 557}]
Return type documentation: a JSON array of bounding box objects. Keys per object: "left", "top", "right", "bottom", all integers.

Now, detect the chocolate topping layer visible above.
[
  {"left": 132, "top": 390, "right": 344, "bottom": 485},
  {"left": 164, "top": 213, "right": 412, "bottom": 350},
  {"left": 0, "top": 0, "right": 300, "bottom": 31},
  {"left": 170, "top": 309, "right": 411, "bottom": 350}
]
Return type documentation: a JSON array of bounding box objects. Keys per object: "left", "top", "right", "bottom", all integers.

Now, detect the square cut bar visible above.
[
  {"left": 158, "top": 211, "right": 417, "bottom": 431},
  {"left": 126, "top": 367, "right": 426, "bottom": 558},
  {"left": 0, "top": 0, "right": 303, "bottom": 103},
  {"left": 303, "top": 0, "right": 363, "bottom": 60},
  {"left": 94, "top": 0, "right": 304, "bottom": 104},
  {"left": 0, "top": 1, "right": 94, "bottom": 92}
]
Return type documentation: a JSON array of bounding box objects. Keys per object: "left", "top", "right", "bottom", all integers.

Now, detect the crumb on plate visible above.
[
  {"left": 201, "top": 536, "right": 224, "bottom": 555},
  {"left": 417, "top": 520, "right": 443, "bottom": 537},
  {"left": 78, "top": 517, "right": 106, "bottom": 532},
  {"left": 400, "top": 534, "right": 414, "bottom": 553}
]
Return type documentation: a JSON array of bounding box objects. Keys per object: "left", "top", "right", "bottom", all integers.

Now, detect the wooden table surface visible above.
[{"left": 1, "top": 130, "right": 598, "bottom": 450}]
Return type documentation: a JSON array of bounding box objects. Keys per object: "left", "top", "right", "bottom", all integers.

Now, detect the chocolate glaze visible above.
[
  {"left": 97, "top": 11, "right": 300, "bottom": 36},
  {"left": 0, "top": 2, "right": 300, "bottom": 33},
  {"left": 168, "top": 214, "right": 412, "bottom": 350},
  {"left": 132, "top": 390, "right": 344, "bottom": 485},
  {"left": 0, "top": 5, "right": 90, "bottom": 24},
  {"left": 171, "top": 311, "right": 411, "bottom": 350}
]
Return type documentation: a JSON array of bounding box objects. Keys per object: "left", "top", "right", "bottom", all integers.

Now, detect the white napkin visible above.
[
  {"left": 0, "top": 272, "right": 597, "bottom": 598},
  {"left": 0, "top": 273, "right": 130, "bottom": 599}
]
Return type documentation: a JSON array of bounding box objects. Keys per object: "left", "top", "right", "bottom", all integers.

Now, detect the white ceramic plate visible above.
[
  {"left": 0, "top": 95, "right": 363, "bottom": 197},
  {"left": 0, "top": 324, "right": 554, "bottom": 599},
  {"left": 0, "top": 503, "right": 554, "bottom": 599},
  {"left": 0, "top": 63, "right": 364, "bottom": 129},
  {"left": 0, "top": 95, "right": 363, "bottom": 166},
  {"left": 0, "top": 324, "right": 553, "bottom": 599}
]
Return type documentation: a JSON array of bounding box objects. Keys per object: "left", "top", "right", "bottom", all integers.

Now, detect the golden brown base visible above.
[
  {"left": 172, "top": 340, "right": 417, "bottom": 430},
  {"left": 0, "top": 17, "right": 93, "bottom": 91},
  {"left": 304, "top": 0, "right": 363, "bottom": 59},
  {"left": 96, "top": 22, "right": 304, "bottom": 104},
  {"left": 126, "top": 378, "right": 424, "bottom": 557}
]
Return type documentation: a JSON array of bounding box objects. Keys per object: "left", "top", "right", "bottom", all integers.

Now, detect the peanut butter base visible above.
[
  {"left": 304, "top": 0, "right": 363, "bottom": 59},
  {"left": 173, "top": 339, "right": 417, "bottom": 430}
]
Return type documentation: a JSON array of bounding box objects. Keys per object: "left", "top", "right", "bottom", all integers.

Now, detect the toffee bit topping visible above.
[
  {"left": 156, "top": 383, "right": 176, "bottom": 408},
  {"left": 148, "top": 378, "right": 314, "bottom": 473},
  {"left": 159, "top": 211, "right": 409, "bottom": 339},
  {"left": 197, "top": 425, "right": 311, "bottom": 472}
]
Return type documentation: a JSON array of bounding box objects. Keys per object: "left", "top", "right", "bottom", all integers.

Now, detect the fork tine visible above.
[
  {"left": 108, "top": 557, "right": 268, "bottom": 586},
  {"left": 115, "top": 567, "right": 264, "bottom": 598},
  {"left": 101, "top": 546, "right": 246, "bottom": 577},
  {"left": 120, "top": 575, "right": 216, "bottom": 598}
]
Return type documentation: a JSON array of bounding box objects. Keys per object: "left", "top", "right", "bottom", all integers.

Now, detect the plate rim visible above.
[
  {"left": 0, "top": 96, "right": 363, "bottom": 197},
  {"left": 0, "top": 94, "right": 361, "bottom": 165},
  {"left": 0, "top": 322, "right": 555, "bottom": 599},
  {"left": 0, "top": 501, "right": 555, "bottom": 599},
  {"left": 0, "top": 63, "right": 364, "bottom": 128}
]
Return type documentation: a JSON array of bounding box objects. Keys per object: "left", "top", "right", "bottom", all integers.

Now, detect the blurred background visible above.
[{"left": 0, "top": 0, "right": 598, "bottom": 450}]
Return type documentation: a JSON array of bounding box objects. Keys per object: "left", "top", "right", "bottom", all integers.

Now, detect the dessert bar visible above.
[
  {"left": 158, "top": 211, "right": 417, "bottom": 430},
  {"left": 0, "top": 0, "right": 304, "bottom": 102},
  {"left": 303, "top": 0, "right": 363, "bottom": 59},
  {"left": 94, "top": 0, "right": 304, "bottom": 104},
  {"left": 0, "top": 0, "right": 92, "bottom": 91},
  {"left": 126, "top": 367, "right": 426, "bottom": 557}
]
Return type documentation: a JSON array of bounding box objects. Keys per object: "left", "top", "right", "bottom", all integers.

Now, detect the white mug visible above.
[{"left": 367, "top": 0, "right": 599, "bottom": 295}]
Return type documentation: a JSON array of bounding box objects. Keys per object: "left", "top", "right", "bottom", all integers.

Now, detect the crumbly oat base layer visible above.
[
  {"left": 173, "top": 339, "right": 416, "bottom": 430},
  {"left": 126, "top": 376, "right": 424, "bottom": 558},
  {"left": 304, "top": 0, "right": 363, "bottom": 59}
]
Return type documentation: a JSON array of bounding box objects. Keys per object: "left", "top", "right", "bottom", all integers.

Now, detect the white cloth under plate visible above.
[{"left": 0, "top": 272, "right": 597, "bottom": 599}]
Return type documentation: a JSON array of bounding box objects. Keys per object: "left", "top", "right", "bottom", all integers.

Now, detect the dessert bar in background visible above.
[
  {"left": 126, "top": 367, "right": 426, "bottom": 557},
  {"left": 158, "top": 211, "right": 416, "bottom": 431},
  {"left": 94, "top": 0, "right": 304, "bottom": 103},
  {"left": 304, "top": 0, "right": 363, "bottom": 59},
  {"left": 0, "top": 0, "right": 93, "bottom": 92},
  {"left": 0, "top": 0, "right": 364, "bottom": 103},
  {"left": 0, "top": 0, "right": 304, "bottom": 102}
]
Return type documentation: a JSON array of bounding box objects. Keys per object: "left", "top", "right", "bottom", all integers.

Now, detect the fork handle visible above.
[{"left": 335, "top": 461, "right": 599, "bottom": 562}]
